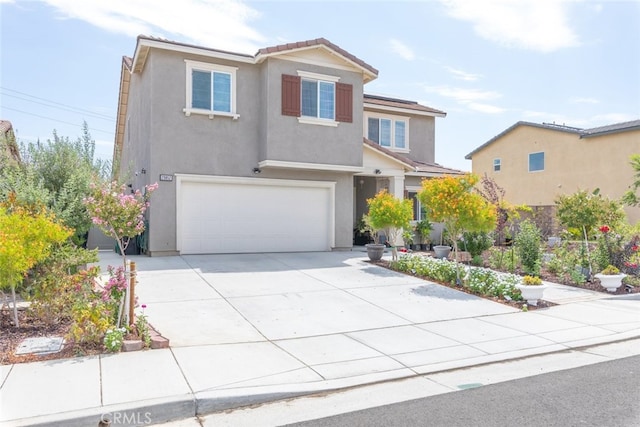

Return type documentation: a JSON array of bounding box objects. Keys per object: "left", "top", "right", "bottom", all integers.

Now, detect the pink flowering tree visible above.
[{"left": 83, "top": 181, "right": 157, "bottom": 326}]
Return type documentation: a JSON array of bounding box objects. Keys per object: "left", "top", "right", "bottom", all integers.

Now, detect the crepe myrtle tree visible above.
[
  {"left": 419, "top": 174, "right": 497, "bottom": 284},
  {"left": 83, "top": 181, "right": 158, "bottom": 327}
]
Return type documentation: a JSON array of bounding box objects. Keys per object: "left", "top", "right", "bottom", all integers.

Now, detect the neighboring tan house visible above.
[
  {"left": 113, "top": 36, "right": 462, "bottom": 256},
  {"left": 465, "top": 120, "right": 640, "bottom": 226}
]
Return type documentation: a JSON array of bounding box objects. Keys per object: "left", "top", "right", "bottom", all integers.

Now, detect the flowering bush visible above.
[
  {"left": 0, "top": 196, "right": 72, "bottom": 327},
  {"left": 104, "top": 327, "right": 127, "bottom": 352},
  {"left": 366, "top": 190, "right": 413, "bottom": 246},
  {"left": 594, "top": 224, "right": 640, "bottom": 274},
  {"left": 135, "top": 304, "right": 151, "bottom": 348},
  {"left": 391, "top": 254, "right": 522, "bottom": 300},
  {"left": 84, "top": 181, "right": 158, "bottom": 256}
]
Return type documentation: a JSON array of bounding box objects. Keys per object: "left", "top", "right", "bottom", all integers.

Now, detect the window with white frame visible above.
[
  {"left": 184, "top": 60, "right": 238, "bottom": 117},
  {"left": 302, "top": 79, "right": 335, "bottom": 119},
  {"left": 407, "top": 190, "right": 426, "bottom": 221},
  {"left": 528, "top": 152, "right": 544, "bottom": 172},
  {"left": 493, "top": 158, "right": 501, "bottom": 172},
  {"left": 366, "top": 115, "right": 408, "bottom": 150}
]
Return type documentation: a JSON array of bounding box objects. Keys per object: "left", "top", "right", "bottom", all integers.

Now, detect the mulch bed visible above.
[
  {"left": 370, "top": 258, "right": 556, "bottom": 311},
  {"left": 0, "top": 309, "right": 102, "bottom": 365}
]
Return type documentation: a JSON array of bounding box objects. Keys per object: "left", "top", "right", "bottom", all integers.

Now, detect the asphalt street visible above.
[{"left": 284, "top": 355, "right": 640, "bottom": 427}]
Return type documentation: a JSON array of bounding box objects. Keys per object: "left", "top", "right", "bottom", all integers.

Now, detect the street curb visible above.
[
  {"left": 2, "top": 395, "right": 195, "bottom": 427},
  {"left": 3, "top": 334, "right": 639, "bottom": 427}
]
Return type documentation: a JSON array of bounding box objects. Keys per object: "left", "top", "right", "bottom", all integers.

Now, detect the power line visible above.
[
  {"left": 1, "top": 92, "right": 116, "bottom": 122},
  {"left": 1, "top": 106, "right": 115, "bottom": 135},
  {"left": 0, "top": 86, "right": 116, "bottom": 121}
]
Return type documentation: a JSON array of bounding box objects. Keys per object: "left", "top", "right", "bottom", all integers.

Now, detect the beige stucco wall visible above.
[{"left": 470, "top": 125, "right": 640, "bottom": 224}]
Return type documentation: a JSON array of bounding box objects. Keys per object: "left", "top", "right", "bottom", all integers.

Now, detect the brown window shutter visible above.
[
  {"left": 282, "top": 74, "right": 301, "bottom": 116},
  {"left": 335, "top": 82, "right": 353, "bottom": 123}
]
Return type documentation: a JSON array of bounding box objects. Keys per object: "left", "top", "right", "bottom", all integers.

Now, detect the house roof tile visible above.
[
  {"left": 364, "top": 94, "right": 446, "bottom": 116},
  {"left": 257, "top": 38, "right": 378, "bottom": 76},
  {"left": 465, "top": 119, "right": 640, "bottom": 159},
  {"left": 363, "top": 138, "right": 465, "bottom": 175},
  {"left": 582, "top": 119, "right": 640, "bottom": 137}
]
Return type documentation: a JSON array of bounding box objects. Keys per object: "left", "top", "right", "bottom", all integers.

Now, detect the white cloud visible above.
[
  {"left": 591, "top": 113, "right": 638, "bottom": 124},
  {"left": 389, "top": 38, "right": 416, "bottom": 61},
  {"left": 424, "top": 85, "right": 504, "bottom": 114},
  {"left": 570, "top": 97, "right": 599, "bottom": 104},
  {"left": 40, "top": 0, "right": 266, "bottom": 53},
  {"left": 440, "top": 0, "right": 580, "bottom": 52},
  {"left": 467, "top": 102, "right": 505, "bottom": 114},
  {"left": 424, "top": 85, "right": 501, "bottom": 103},
  {"left": 444, "top": 66, "right": 482, "bottom": 81}
]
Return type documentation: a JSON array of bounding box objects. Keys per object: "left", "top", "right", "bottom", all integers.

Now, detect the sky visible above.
[{"left": 1, "top": 0, "right": 639, "bottom": 171}]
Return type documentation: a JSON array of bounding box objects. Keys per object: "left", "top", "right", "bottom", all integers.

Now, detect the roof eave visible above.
[
  {"left": 255, "top": 44, "right": 378, "bottom": 83},
  {"left": 364, "top": 102, "right": 446, "bottom": 118}
]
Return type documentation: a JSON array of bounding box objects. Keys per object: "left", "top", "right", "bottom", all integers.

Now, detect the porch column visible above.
[{"left": 389, "top": 175, "right": 405, "bottom": 199}]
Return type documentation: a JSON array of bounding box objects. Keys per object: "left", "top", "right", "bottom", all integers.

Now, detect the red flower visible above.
[
  {"left": 633, "top": 245, "right": 639, "bottom": 252},
  {"left": 599, "top": 225, "right": 610, "bottom": 233}
]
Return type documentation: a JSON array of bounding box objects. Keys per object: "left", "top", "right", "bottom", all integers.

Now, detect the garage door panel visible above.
[{"left": 179, "top": 178, "right": 333, "bottom": 254}]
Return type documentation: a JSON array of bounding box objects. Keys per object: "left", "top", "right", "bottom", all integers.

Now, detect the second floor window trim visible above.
[
  {"left": 297, "top": 70, "right": 339, "bottom": 123},
  {"left": 365, "top": 113, "right": 409, "bottom": 151},
  {"left": 494, "top": 158, "right": 501, "bottom": 172},
  {"left": 184, "top": 60, "right": 239, "bottom": 119}
]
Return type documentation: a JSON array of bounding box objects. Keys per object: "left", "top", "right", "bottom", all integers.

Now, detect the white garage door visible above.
[{"left": 177, "top": 176, "right": 335, "bottom": 254}]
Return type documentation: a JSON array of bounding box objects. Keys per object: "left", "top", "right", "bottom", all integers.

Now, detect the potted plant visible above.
[
  {"left": 594, "top": 265, "right": 626, "bottom": 292},
  {"left": 354, "top": 216, "right": 372, "bottom": 246},
  {"left": 415, "top": 219, "right": 432, "bottom": 251},
  {"left": 365, "top": 190, "right": 413, "bottom": 261},
  {"left": 402, "top": 229, "right": 414, "bottom": 251},
  {"left": 433, "top": 229, "right": 451, "bottom": 260},
  {"left": 516, "top": 275, "right": 546, "bottom": 306}
]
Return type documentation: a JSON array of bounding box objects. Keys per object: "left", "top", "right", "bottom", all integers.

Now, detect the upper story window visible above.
[
  {"left": 366, "top": 114, "right": 409, "bottom": 151},
  {"left": 282, "top": 72, "right": 353, "bottom": 126},
  {"left": 184, "top": 60, "right": 238, "bottom": 118},
  {"left": 302, "top": 79, "right": 335, "bottom": 120},
  {"left": 529, "top": 152, "right": 545, "bottom": 172},
  {"left": 493, "top": 158, "right": 501, "bottom": 172}
]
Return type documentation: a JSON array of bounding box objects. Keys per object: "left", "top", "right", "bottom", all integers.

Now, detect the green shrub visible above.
[
  {"left": 514, "top": 219, "right": 542, "bottom": 275},
  {"left": 459, "top": 231, "right": 493, "bottom": 257},
  {"left": 393, "top": 254, "right": 521, "bottom": 300},
  {"left": 25, "top": 244, "right": 98, "bottom": 326},
  {"left": 487, "top": 246, "right": 519, "bottom": 272}
]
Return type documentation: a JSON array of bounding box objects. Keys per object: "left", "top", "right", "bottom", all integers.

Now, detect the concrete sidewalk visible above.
[{"left": 1, "top": 251, "right": 639, "bottom": 427}]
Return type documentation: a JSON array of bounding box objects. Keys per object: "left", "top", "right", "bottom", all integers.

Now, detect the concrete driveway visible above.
[
  {"left": 3, "top": 251, "right": 638, "bottom": 426},
  {"left": 116, "top": 251, "right": 517, "bottom": 347}
]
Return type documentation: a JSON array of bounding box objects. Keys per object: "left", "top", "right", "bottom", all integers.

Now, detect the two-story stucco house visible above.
[
  {"left": 113, "top": 36, "right": 462, "bottom": 256},
  {"left": 465, "top": 120, "right": 640, "bottom": 225}
]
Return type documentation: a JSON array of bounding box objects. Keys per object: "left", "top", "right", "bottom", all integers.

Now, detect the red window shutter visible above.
[
  {"left": 282, "top": 74, "right": 301, "bottom": 116},
  {"left": 335, "top": 82, "right": 353, "bottom": 123}
]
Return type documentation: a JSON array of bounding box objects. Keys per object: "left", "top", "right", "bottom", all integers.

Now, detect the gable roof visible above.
[
  {"left": 257, "top": 38, "right": 378, "bottom": 81},
  {"left": 364, "top": 94, "right": 446, "bottom": 118},
  {"left": 131, "top": 35, "right": 378, "bottom": 81},
  {"left": 465, "top": 119, "right": 640, "bottom": 159},
  {"left": 363, "top": 138, "right": 465, "bottom": 176}
]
